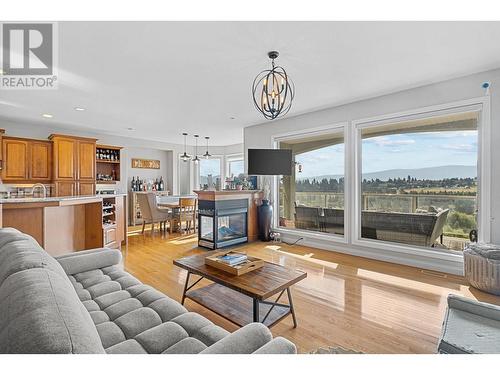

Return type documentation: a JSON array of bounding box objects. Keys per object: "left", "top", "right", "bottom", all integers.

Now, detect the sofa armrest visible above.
[
  {"left": 55, "top": 248, "right": 122, "bottom": 275},
  {"left": 447, "top": 294, "right": 500, "bottom": 321},
  {"left": 200, "top": 323, "right": 274, "bottom": 354},
  {"left": 252, "top": 337, "right": 297, "bottom": 354}
]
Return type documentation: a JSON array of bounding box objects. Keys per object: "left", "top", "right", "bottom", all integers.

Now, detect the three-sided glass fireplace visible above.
[{"left": 198, "top": 198, "right": 248, "bottom": 249}]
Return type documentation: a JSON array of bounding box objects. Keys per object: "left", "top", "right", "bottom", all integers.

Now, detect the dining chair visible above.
[
  {"left": 136, "top": 192, "right": 172, "bottom": 234},
  {"left": 173, "top": 197, "right": 197, "bottom": 234}
]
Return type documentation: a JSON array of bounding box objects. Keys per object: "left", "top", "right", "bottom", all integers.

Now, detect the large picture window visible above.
[
  {"left": 359, "top": 111, "right": 479, "bottom": 251},
  {"left": 278, "top": 129, "right": 345, "bottom": 237}
]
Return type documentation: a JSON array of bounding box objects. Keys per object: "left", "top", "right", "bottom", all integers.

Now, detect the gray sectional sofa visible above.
[{"left": 0, "top": 228, "right": 296, "bottom": 354}]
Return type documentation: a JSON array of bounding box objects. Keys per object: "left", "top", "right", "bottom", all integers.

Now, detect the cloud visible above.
[
  {"left": 366, "top": 136, "right": 415, "bottom": 147},
  {"left": 441, "top": 143, "right": 477, "bottom": 152}
]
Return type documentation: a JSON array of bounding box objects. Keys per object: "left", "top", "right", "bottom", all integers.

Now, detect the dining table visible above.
[{"left": 157, "top": 195, "right": 197, "bottom": 233}]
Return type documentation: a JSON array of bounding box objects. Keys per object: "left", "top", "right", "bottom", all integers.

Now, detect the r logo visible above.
[{"left": 2, "top": 23, "right": 53, "bottom": 75}]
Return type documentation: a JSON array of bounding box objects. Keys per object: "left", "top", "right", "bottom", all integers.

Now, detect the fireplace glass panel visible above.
[
  {"left": 217, "top": 214, "right": 246, "bottom": 242},
  {"left": 200, "top": 215, "right": 214, "bottom": 241}
]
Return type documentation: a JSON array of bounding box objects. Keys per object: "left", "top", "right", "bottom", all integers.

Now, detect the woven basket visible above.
[{"left": 464, "top": 243, "right": 500, "bottom": 296}]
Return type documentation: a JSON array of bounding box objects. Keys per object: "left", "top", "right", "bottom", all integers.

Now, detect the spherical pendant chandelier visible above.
[{"left": 252, "top": 51, "right": 294, "bottom": 120}]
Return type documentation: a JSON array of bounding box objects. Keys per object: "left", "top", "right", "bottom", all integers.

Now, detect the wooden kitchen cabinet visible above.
[
  {"left": 1, "top": 137, "right": 52, "bottom": 183},
  {"left": 50, "top": 134, "right": 97, "bottom": 196},
  {"left": 114, "top": 195, "right": 125, "bottom": 245},
  {"left": 51, "top": 136, "right": 76, "bottom": 180},
  {"left": 77, "top": 140, "right": 96, "bottom": 181},
  {"left": 30, "top": 141, "right": 52, "bottom": 181},
  {"left": 55, "top": 181, "right": 77, "bottom": 197},
  {"left": 1, "top": 138, "right": 29, "bottom": 181},
  {"left": 0, "top": 129, "right": 4, "bottom": 169},
  {"left": 103, "top": 225, "right": 117, "bottom": 248},
  {"left": 78, "top": 181, "right": 96, "bottom": 196}
]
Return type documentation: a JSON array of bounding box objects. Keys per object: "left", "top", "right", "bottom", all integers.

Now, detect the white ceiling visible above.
[{"left": 1, "top": 21, "right": 500, "bottom": 146}]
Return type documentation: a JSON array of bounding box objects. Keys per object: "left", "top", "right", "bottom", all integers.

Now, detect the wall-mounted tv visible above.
[{"left": 247, "top": 149, "right": 292, "bottom": 176}]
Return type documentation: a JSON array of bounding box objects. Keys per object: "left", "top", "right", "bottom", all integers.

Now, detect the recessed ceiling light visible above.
[
  {"left": 74, "top": 107, "right": 86, "bottom": 111},
  {"left": 41, "top": 113, "right": 53, "bottom": 118}
]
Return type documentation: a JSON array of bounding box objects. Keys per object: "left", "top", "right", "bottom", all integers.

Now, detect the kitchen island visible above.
[{"left": 0, "top": 194, "right": 127, "bottom": 256}]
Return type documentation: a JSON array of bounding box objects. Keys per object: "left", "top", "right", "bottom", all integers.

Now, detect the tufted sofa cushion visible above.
[{"left": 68, "top": 264, "right": 230, "bottom": 353}]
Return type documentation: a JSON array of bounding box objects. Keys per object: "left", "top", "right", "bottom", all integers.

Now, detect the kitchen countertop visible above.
[
  {"left": 194, "top": 190, "right": 262, "bottom": 195},
  {"left": 0, "top": 193, "right": 127, "bottom": 204}
]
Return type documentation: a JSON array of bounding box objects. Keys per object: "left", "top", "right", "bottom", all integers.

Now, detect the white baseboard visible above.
[{"left": 276, "top": 229, "right": 464, "bottom": 276}]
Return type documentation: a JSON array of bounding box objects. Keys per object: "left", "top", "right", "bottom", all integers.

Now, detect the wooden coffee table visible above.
[{"left": 174, "top": 253, "right": 307, "bottom": 328}]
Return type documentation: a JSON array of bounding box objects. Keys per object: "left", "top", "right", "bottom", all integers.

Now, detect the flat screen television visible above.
[{"left": 247, "top": 149, "right": 292, "bottom": 176}]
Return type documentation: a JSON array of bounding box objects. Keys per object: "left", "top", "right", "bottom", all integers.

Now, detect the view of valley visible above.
[{"left": 293, "top": 165, "right": 477, "bottom": 240}]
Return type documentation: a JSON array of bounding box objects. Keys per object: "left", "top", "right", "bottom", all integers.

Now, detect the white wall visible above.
[
  {"left": 123, "top": 147, "right": 169, "bottom": 192},
  {"left": 244, "top": 67, "right": 500, "bottom": 274}
]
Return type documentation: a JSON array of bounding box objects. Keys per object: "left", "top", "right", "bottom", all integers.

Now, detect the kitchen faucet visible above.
[{"left": 31, "top": 183, "right": 47, "bottom": 198}]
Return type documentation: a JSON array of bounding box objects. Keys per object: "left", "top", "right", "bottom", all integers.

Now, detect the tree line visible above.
[{"left": 295, "top": 176, "right": 476, "bottom": 195}]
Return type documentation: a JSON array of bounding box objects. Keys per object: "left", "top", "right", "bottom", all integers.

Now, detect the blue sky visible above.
[{"left": 295, "top": 130, "right": 478, "bottom": 178}]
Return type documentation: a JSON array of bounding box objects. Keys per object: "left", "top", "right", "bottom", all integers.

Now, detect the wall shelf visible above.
[
  {"left": 96, "top": 159, "right": 120, "bottom": 164},
  {"left": 96, "top": 144, "right": 122, "bottom": 183}
]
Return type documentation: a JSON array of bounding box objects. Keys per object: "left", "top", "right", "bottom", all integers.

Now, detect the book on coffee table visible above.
[
  {"left": 216, "top": 253, "right": 248, "bottom": 266},
  {"left": 205, "top": 251, "right": 264, "bottom": 276}
]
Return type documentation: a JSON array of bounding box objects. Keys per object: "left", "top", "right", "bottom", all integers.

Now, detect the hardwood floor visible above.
[{"left": 123, "top": 226, "right": 500, "bottom": 354}]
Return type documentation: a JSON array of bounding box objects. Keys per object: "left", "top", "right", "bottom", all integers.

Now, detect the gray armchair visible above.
[
  {"left": 136, "top": 192, "right": 172, "bottom": 233},
  {"left": 438, "top": 294, "right": 500, "bottom": 353}
]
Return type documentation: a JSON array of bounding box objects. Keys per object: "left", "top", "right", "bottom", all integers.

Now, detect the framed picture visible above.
[{"left": 131, "top": 158, "right": 160, "bottom": 169}]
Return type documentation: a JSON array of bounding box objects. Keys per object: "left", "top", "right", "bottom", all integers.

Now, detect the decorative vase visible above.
[{"left": 258, "top": 199, "right": 273, "bottom": 241}]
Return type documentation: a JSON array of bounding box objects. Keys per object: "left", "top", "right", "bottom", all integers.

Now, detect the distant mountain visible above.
[{"left": 298, "top": 165, "right": 477, "bottom": 181}]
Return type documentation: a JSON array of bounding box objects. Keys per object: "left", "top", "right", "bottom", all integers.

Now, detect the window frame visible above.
[
  {"left": 272, "top": 122, "right": 350, "bottom": 244},
  {"left": 351, "top": 97, "right": 491, "bottom": 256},
  {"left": 225, "top": 153, "right": 244, "bottom": 178},
  {"left": 197, "top": 155, "right": 223, "bottom": 191}
]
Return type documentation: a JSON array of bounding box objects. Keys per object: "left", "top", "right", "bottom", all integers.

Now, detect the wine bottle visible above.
[{"left": 131, "top": 176, "right": 135, "bottom": 191}]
